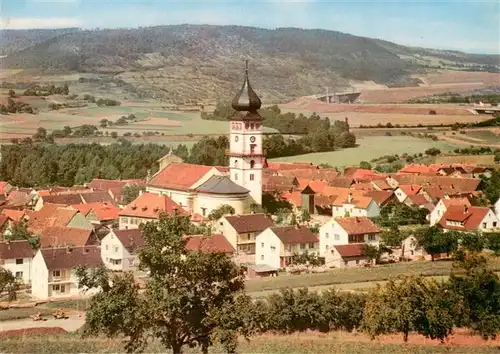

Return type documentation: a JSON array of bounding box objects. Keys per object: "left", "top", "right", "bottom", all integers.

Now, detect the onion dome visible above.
[{"left": 231, "top": 59, "right": 262, "bottom": 112}]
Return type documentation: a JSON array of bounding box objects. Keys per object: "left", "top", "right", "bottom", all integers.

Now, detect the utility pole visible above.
[{"left": 325, "top": 86, "right": 329, "bottom": 103}]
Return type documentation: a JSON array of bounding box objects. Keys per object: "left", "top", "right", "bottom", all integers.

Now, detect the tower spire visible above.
[{"left": 231, "top": 59, "right": 261, "bottom": 112}]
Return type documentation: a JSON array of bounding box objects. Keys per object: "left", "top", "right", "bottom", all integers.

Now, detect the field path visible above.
[
  {"left": 439, "top": 135, "right": 500, "bottom": 148},
  {"left": 0, "top": 314, "right": 85, "bottom": 332}
]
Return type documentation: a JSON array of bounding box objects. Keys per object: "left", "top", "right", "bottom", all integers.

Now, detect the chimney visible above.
[
  {"left": 83, "top": 248, "right": 89, "bottom": 254},
  {"left": 464, "top": 205, "right": 468, "bottom": 214},
  {"left": 347, "top": 192, "right": 353, "bottom": 204},
  {"left": 66, "top": 246, "right": 72, "bottom": 253}
]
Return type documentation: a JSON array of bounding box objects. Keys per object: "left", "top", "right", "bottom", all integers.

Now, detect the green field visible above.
[
  {"left": 0, "top": 333, "right": 497, "bottom": 354},
  {"left": 464, "top": 130, "right": 500, "bottom": 144},
  {"left": 271, "top": 136, "right": 459, "bottom": 167}
]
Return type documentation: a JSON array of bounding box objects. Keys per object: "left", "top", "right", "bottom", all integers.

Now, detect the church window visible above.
[
  {"left": 235, "top": 173, "right": 238, "bottom": 181},
  {"left": 250, "top": 123, "right": 254, "bottom": 129},
  {"left": 250, "top": 160, "right": 255, "bottom": 168},
  {"left": 234, "top": 160, "right": 238, "bottom": 167},
  {"left": 235, "top": 135, "right": 239, "bottom": 142},
  {"left": 245, "top": 123, "right": 249, "bottom": 129},
  {"left": 250, "top": 174, "right": 255, "bottom": 181},
  {"left": 250, "top": 136, "right": 256, "bottom": 143}
]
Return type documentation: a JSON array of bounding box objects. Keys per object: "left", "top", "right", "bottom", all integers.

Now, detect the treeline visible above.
[
  {"left": 409, "top": 93, "right": 500, "bottom": 104},
  {"left": 0, "top": 98, "right": 34, "bottom": 115},
  {"left": 228, "top": 251, "right": 499, "bottom": 344},
  {"left": 23, "top": 83, "right": 69, "bottom": 96}
]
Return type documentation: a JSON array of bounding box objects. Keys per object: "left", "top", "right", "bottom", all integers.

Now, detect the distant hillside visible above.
[{"left": 1, "top": 25, "right": 499, "bottom": 102}]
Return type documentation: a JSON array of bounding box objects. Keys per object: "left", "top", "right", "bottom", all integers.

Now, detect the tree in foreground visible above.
[
  {"left": 78, "top": 214, "right": 246, "bottom": 353},
  {"left": 6, "top": 221, "right": 40, "bottom": 250},
  {"left": 0, "top": 269, "right": 19, "bottom": 302},
  {"left": 208, "top": 204, "right": 235, "bottom": 221},
  {"left": 362, "top": 275, "right": 454, "bottom": 342},
  {"left": 447, "top": 251, "right": 500, "bottom": 340}
]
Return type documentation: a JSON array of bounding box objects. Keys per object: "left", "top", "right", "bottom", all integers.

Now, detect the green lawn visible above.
[
  {"left": 0, "top": 333, "right": 497, "bottom": 354},
  {"left": 271, "top": 136, "right": 459, "bottom": 167},
  {"left": 245, "top": 259, "right": 500, "bottom": 295},
  {"left": 464, "top": 130, "right": 500, "bottom": 144}
]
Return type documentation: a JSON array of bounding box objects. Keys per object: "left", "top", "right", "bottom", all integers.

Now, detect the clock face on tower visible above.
[{"left": 250, "top": 136, "right": 256, "bottom": 143}]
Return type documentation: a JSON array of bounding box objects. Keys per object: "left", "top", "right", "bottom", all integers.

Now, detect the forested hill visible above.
[{"left": 1, "top": 25, "right": 499, "bottom": 102}]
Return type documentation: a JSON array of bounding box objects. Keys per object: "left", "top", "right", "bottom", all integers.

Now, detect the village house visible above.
[
  {"left": 0, "top": 182, "right": 13, "bottom": 197},
  {"left": 255, "top": 225, "right": 319, "bottom": 270},
  {"left": 119, "top": 192, "right": 187, "bottom": 230},
  {"left": 364, "top": 190, "right": 397, "bottom": 208},
  {"left": 216, "top": 213, "right": 275, "bottom": 264},
  {"left": 319, "top": 217, "right": 381, "bottom": 258},
  {"left": 327, "top": 244, "right": 372, "bottom": 269},
  {"left": 87, "top": 178, "right": 145, "bottom": 206},
  {"left": 394, "top": 185, "right": 422, "bottom": 203},
  {"left": 185, "top": 234, "right": 236, "bottom": 257},
  {"left": 429, "top": 198, "right": 471, "bottom": 226},
  {"left": 0, "top": 240, "right": 35, "bottom": 283},
  {"left": 391, "top": 235, "right": 425, "bottom": 261},
  {"left": 34, "top": 190, "right": 115, "bottom": 211},
  {"left": 331, "top": 192, "right": 380, "bottom": 218},
  {"left": 28, "top": 205, "right": 94, "bottom": 234},
  {"left": 71, "top": 202, "right": 121, "bottom": 228},
  {"left": 31, "top": 246, "right": 103, "bottom": 300},
  {"left": 439, "top": 205, "right": 499, "bottom": 233},
  {"left": 39, "top": 226, "right": 99, "bottom": 249},
  {"left": 101, "top": 229, "right": 144, "bottom": 271},
  {"left": 495, "top": 197, "right": 500, "bottom": 221}
]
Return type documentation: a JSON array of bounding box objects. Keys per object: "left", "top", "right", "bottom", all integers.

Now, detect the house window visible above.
[
  {"left": 114, "top": 246, "right": 119, "bottom": 252},
  {"left": 270, "top": 245, "right": 276, "bottom": 252},
  {"left": 105, "top": 245, "right": 109, "bottom": 250},
  {"left": 308, "top": 243, "right": 315, "bottom": 249},
  {"left": 201, "top": 208, "right": 207, "bottom": 217},
  {"left": 300, "top": 244, "right": 306, "bottom": 250},
  {"left": 121, "top": 217, "right": 128, "bottom": 224},
  {"left": 368, "top": 235, "right": 376, "bottom": 241},
  {"left": 260, "top": 255, "right": 264, "bottom": 260},
  {"left": 482, "top": 222, "right": 487, "bottom": 228},
  {"left": 261, "top": 242, "right": 264, "bottom": 248},
  {"left": 493, "top": 222, "right": 497, "bottom": 227},
  {"left": 234, "top": 173, "right": 238, "bottom": 181},
  {"left": 325, "top": 232, "right": 329, "bottom": 239},
  {"left": 129, "top": 258, "right": 134, "bottom": 267},
  {"left": 111, "top": 259, "right": 122, "bottom": 265},
  {"left": 286, "top": 245, "right": 292, "bottom": 252},
  {"left": 219, "top": 222, "right": 223, "bottom": 226},
  {"left": 15, "top": 271, "right": 23, "bottom": 279},
  {"left": 52, "top": 270, "right": 61, "bottom": 278},
  {"left": 15, "top": 258, "right": 23, "bottom": 265},
  {"left": 250, "top": 160, "right": 255, "bottom": 168},
  {"left": 334, "top": 234, "right": 340, "bottom": 240},
  {"left": 250, "top": 174, "right": 255, "bottom": 181},
  {"left": 356, "top": 260, "right": 360, "bottom": 265}
]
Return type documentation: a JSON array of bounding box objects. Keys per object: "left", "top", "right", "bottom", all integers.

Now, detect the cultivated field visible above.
[
  {"left": 271, "top": 136, "right": 459, "bottom": 167},
  {"left": 1, "top": 331, "right": 499, "bottom": 353}
]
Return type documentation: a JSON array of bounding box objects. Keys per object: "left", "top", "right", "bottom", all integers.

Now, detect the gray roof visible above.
[{"left": 195, "top": 176, "right": 249, "bottom": 195}]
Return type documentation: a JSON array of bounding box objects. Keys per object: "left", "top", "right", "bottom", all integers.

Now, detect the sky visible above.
[{"left": 1, "top": 0, "right": 499, "bottom": 54}]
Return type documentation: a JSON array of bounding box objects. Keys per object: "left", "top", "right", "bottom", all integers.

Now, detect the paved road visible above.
[{"left": 0, "top": 314, "right": 85, "bottom": 332}]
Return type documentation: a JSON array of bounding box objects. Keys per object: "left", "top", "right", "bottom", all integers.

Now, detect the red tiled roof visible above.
[
  {"left": 279, "top": 168, "right": 338, "bottom": 181},
  {"left": 406, "top": 194, "right": 430, "bottom": 206},
  {"left": 148, "top": 163, "right": 214, "bottom": 191},
  {"left": 0, "top": 240, "right": 34, "bottom": 259},
  {"left": 424, "top": 186, "right": 448, "bottom": 201},
  {"left": 351, "top": 182, "right": 375, "bottom": 191},
  {"left": 1, "top": 209, "right": 27, "bottom": 222},
  {"left": 331, "top": 193, "right": 373, "bottom": 209},
  {"left": 265, "top": 161, "right": 316, "bottom": 171},
  {"left": 271, "top": 226, "right": 318, "bottom": 245},
  {"left": 71, "top": 202, "right": 121, "bottom": 222},
  {"left": 262, "top": 175, "right": 299, "bottom": 193},
  {"left": 364, "top": 191, "right": 394, "bottom": 206},
  {"left": 185, "top": 234, "right": 235, "bottom": 254},
  {"left": 87, "top": 178, "right": 145, "bottom": 191},
  {"left": 298, "top": 179, "right": 328, "bottom": 193},
  {"left": 113, "top": 229, "right": 144, "bottom": 253},
  {"left": 334, "top": 217, "right": 381, "bottom": 235},
  {"left": 334, "top": 243, "right": 365, "bottom": 258},
  {"left": 342, "top": 167, "right": 359, "bottom": 176},
  {"left": 352, "top": 169, "right": 387, "bottom": 182},
  {"left": 391, "top": 175, "right": 480, "bottom": 192},
  {"left": 0, "top": 215, "right": 7, "bottom": 229},
  {"left": 42, "top": 194, "right": 84, "bottom": 205},
  {"left": 120, "top": 192, "right": 187, "bottom": 219},
  {"left": 28, "top": 205, "right": 78, "bottom": 233},
  {"left": 281, "top": 191, "right": 302, "bottom": 207},
  {"left": 40, "top": 246, "right": 102, "bottom": 270},
  {"left": 0, "top": 182, "right": 10, "bottom": 195},
  {"left": 442, "top": 198, "right": 471, "bottom": 208},
  {"left": 328, "top": 177, "right": 354, "bottom": 188},
  {"left": 39, "top": 226, "right": 97, "bottom": 248},
  {"left": 398, "top": 185, "right": 422, "bottom": 196},
  {"left": 224, "top": 213, "right": 275, "bottom": 233},
  {"left": 6, "top": 191, "right": 33, "bottom": 207},
  {"left": 439, "top": 205, "right": 491, "bottom": 231},
  {"left": 372, "top": 179, "right": 392, "bottom": 190},
  {"left": 398, "top": 164, "right": 440, "bottom": 175}
]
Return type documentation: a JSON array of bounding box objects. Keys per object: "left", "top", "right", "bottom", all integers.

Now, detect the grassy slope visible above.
[
  {"left": 270, "top": 136, "right": 458, "bottom": 167},
  {"left": 1, "top": 333, "right": 498, "bottom": 354}
]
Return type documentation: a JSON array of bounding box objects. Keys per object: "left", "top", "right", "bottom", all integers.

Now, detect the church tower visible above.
[{"left": 228, "top": 60, "right": 264, "bottom": 205}]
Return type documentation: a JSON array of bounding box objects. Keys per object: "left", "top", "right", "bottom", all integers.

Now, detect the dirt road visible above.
[{"left": 0, "top": 314, "right": 85, "bottom": 332}]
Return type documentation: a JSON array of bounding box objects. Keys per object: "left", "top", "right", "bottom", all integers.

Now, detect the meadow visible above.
[
  {"left": 1, "top": 332, "right": 499, "bottom": 353},
  {"left": 271, "top": 136, "right": 459, "bottom": 167}
]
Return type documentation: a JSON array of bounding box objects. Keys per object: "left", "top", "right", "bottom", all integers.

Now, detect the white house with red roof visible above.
[
  {"left": 255, "top": 225, "right": 319, "bottom": 269},
  {"left": 0, "top": 240, "right": 35, "bottom": 283},
  {"left": 31, "top": 246, "right": 103, "bottom": 300},
  {"left": 319, "top": 217, "right": 381, "bottom": 258},
  {"left": 328, "top": 244, "right": 372, "bottom": 268},
  {"left": 394, "top": 184, "right": 422, "bottom": 203},
  {"left": 438, "top": 205, "right": 499, "bottom": 232},
  {"left": 119, "top": 192, "right": 187, "bottom": 230},
  {"left": 101, "top": 229, "right": 144, "bottom": 271},
  {"left": 331, "top": 192, "right": 380, "bottom": 218},
  {"left": 495, "top": 198, "right": 500, "bottom": 221},
  {"left": 429, "top": 198, "right": 471, "bottom": 226}
]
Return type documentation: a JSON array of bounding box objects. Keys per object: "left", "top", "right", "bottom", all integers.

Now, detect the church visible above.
[{"left": 145, "top": 61, "right": 264, "bottom": 218}]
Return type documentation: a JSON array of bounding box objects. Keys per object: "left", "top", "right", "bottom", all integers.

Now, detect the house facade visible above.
[
  {"left": 331, "top": 195, "right": 380, "bottom": 218},
  {"left": 439, "top": 205, "right": 500, "bottom": 232},
  {"left": 255, "top": 226, "right": 319, "bottom": 270},
  {"left": 429, "top": 198, "right": 471, "bottom": 226},
  {"left": 101, "top": 229, "right": 143, "bottom": 271},
  {"left": 31, "top": 246, "right": 103, "bottom": 300},
  {"left": 0, "top": 240, "right": 34, "bottom": 283},
  {"left": 327, "top": 243, "right": 371, "bottom": 268},
  {"left": 319, "top": 217, "right": 381, "bottom": 258},
  {"left": 216, "top": 213, "right": 275, "bottom": 263}
]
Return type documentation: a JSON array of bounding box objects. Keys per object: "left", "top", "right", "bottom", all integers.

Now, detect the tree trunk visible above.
[
  {"left": 403, "top": 330, "right": 409, "bottom": 342},
  {"left": 171, "top": 342, "right": 183, "bottom": 354},
  {"left": 401, "top": 241, "right": 406, "bottom": 262}
]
